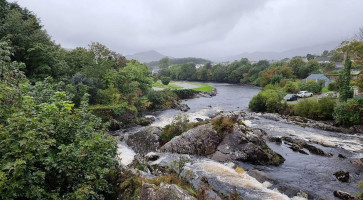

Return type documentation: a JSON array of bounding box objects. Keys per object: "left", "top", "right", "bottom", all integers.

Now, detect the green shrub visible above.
[
  {"left": 173, "top": 89, "right": 197, "bottom": 99},
  {"left": 284, "top": 81, "right": 299, "bottom": 93},
  {"left": 160, "top": 115, "right": 190, "bottom": 144},
  {"left": 249, "top": 88, "right": 286, "bottom": 113},
  {"left": 333, "top": 98, "right": 363, "bottom": 126},
  {"left": 147, "top": 89, "right": 178, "bottom": 109},
  {"left": 328, "top": 81, "right": 338, "bottom": 91},
  {"left": 211, "top": 115, "right": 238, "bottom": 135},
  {"left": 97, "top": 85, "right": 121, "bottom": 105},
  {"left": 161, "top": 77, "right": 171, "bottom": 85},
  {"left": 299, "top": 81, "right": 322, "bottom": 94},
  {"left": 294, "top": 97, "right": 336, "bottom": 120}
]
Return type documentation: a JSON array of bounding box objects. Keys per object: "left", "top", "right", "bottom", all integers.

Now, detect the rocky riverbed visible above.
[{"left": 114, "top": 83, "right": 363, "bottom": 200}]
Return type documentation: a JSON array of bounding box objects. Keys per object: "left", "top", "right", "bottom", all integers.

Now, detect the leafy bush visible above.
[
  {"left": 147, "top": 89, "right": 178, "bottom": 109},
  {"left": 211, "top": 115, "right": 238, "bottom": 135},
  {"left": 299, "top": 81, "right": 322, "bottom": 94},
  {"left": 97, "top": 85, "right": 121, "bottom": 105},
  {"left": 294, "top": 97, "right": 336, "bottom": 120},
  {"left": 328, "top": 81, "right": 338, "bottom": 91},
  {"left": 0, "top": 92, "right": 119, "bottom": 199},
  {"left": 333, "top": 98, "right": 363, "bottom": 126},
  {"left": 173, "top": 89, "right": 197, "bottom": 99},
  {"left": 161, "top": 77, "right": 171, "bottom": 85},
  {"left": 160, "top": 115, "right": 190, "bottom": 144},
  {"left": 249, "top": 88, "right": 286, "bottom": 113},
  {"left": 284, "top": 81, "right": 299, "bottom": 93}
]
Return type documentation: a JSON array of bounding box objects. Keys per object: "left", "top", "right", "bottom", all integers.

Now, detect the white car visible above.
[{"left": 297, "top": 91, "right": 313, "bottom": 98}]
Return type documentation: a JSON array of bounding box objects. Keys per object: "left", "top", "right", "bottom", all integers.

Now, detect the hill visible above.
[{"left": 125, "top": 50, "right": 168, "bottom": 63}]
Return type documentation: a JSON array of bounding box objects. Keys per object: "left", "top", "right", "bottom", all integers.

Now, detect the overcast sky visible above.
[{"left": 11, "top": 0, "right": 363, "bottom": 58}]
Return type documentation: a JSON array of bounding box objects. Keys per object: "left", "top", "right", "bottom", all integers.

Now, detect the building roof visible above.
[{"left": 305, "top": 74, "right": 329, "bottom": 80}]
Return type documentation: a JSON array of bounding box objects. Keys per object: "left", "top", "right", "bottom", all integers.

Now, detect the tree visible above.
[
  {"left": 306, "top": 54, "right": 315, "bottom": 60},
  {"left": 339, "top": 54, "right": 352, "bottom": 102},
  {"left": 355, "top": 75, "right": 363, "bottom": 92},
  {"left": 161, "top": 76, "right": 171, "bottom": 85},
  {"left": 159, "top": 57, "right": 170, "bottom": 69}
]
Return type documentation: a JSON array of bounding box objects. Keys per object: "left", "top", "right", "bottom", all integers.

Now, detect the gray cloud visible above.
[{"left": 11, "top": 0, "right": 363, "bottom": 59}]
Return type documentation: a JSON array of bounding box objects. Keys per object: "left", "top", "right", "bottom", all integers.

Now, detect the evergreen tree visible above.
[{"left": 339, "top": 53, "right": 352, "bottom": 102}]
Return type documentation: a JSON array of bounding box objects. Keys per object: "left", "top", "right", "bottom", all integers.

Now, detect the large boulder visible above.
[
  {"left": 122, "top": 126, "right": 161, "bottom": 155},
  {"left": 211, "top": 125, "right": 285, "bottom": 166},
  {"left": 160, "top": 124, "right": 223, "bottom": 155},
  {"left": 161, "top": 123, "right": 285, "bottom": 166},
  {"left": 140, "top": 183, "right": 196, "bottom": 200}
]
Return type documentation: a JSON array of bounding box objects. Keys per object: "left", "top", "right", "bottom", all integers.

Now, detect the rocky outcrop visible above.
[
  {"left": 160, "top": 124, "right": 223, "bottom": 155},
  {"left": 334, "top": 171, "right": 350, "bottom": 182},
  {"left": 211, "top": 125, "right": 285, "bottom": 166},
  {"left": 140, "top": 183, "right": 196, "bottom": 200},
  {"left": 172, "top": 100, "right": 190, "bottom": 112},
  {"left": 121, "top": 126, "right": 161, "bottom": 155},
  {"left": 161, "top": 123, "right": 285, "bottom": 166},
  {"left": 269, "top": 136, "right": 333, "bottom": 157},
  {"left": 333, "top": 190, "right": 362, "bottom": 200}
]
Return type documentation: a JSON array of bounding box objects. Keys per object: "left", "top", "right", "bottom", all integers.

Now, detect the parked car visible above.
[
  {"left": 297, "top": 91, "right": 313, "bottom": 98},
  {"left": 284, "top": 94, "right": 298, "bottom": 101}
]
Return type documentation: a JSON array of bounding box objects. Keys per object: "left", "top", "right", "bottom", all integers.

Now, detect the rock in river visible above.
[{"left": 161, "top": 123, "right": 285, "bottom": 166}]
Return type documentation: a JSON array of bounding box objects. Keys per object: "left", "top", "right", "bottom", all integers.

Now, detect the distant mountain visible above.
[
  {"left": 126, "top": 50, "right": 168, "bottom": 63},
  {"left": 217, "top": 40, "right": 341, "bottom": 62},
  {"left": 146, "top": 57, "right": 211, "bottom": 67}
]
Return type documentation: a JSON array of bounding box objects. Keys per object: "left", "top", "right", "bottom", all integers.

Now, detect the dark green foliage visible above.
[
  {"left": 173, "top": 89, "right": 197, "bottom": 99},
  {"left": 339, "top": 54, "right": 352, "bottom": 102},
  {"left": 249, "top": 87, "right": 286, "bottom": 113},
  {"left": 0, "top": 91, "right": 119, "bottom": 199},
  {"left": 299, "top": 81, "right": 322, "bottom": 94},
  {"left": 333, "top": 98, "right": 363, "bottom": 126},
  {"left": 147, "top": 89, "right": 178, "bottom": 109},
  {"left": 284, "top": 81, "right": 299, "bottom": 93},
  {"left": 328, "top": 81, "right": 338, "bottom": 91},
  {"left": 161, "top": 76, "right": 171, "bottom": 85},
  {"left": 294, "top": 97, "right": 336, "bottom": 120}
]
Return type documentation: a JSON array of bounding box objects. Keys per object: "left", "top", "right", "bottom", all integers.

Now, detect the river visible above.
[{"left": 121, "top": 82, "right": 363, "bottom": 199}]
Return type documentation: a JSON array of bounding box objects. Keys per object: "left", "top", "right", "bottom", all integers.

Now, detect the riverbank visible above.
[
  {"left": 152, "top": 81, "right": 215, "bottom": 92},
  {"left": 114, "top": 83, "right": 362, "bottom": 200}
]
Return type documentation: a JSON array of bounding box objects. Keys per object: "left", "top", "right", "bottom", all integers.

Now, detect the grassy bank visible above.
[{"left": 153, "top": 81, "right": 214, "bottom": 92}]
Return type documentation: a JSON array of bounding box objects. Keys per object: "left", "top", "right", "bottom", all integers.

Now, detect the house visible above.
[{"left": 304, "top": 74, "right": 331, "bottom": 87}]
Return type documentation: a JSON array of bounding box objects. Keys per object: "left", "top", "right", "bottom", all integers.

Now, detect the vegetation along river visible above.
[{"left": 118, "top": 82, "right": 363, "bottom": 200}]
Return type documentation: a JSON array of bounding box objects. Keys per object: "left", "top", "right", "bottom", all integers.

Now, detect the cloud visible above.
[{"left": 11, "top": 0, "right": 363, "bottom": 58}]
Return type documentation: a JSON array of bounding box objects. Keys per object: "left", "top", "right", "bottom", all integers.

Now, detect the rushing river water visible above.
[{"left": 121, "top": 82, "right": 363, "bottom": 199}]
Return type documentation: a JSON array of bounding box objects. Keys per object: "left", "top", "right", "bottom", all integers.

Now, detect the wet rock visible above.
[
  {"left": 268, "top": 136, "right": 282, "bottom": 144},
  {"left": 160, "top": 124, "right": 222, "bottom": 155},
  {"left": 123, "top": 126, "right": 161, "bottom": 155},
  {"left": 145, "top": 152, "right": 160, "bottom": 162},
  {"left": 281, "top": 137, "right": 332, "bottom": 157},
  {"left": 334, "top": 171, "right": 350, "bottom": 182},
  {"left": 212, "top": 125, "right": 285, "bottom": 166},
  {"left": 195, "top": 117, "right": 204, "bottom": 122},
  {"left": 350, "top": 158, "right": 363, "bottom": 169},
  {"left": 333, "top": 190, "right": 361, "bottom": 200},
  {"left": 137, "top": 115, "right": 156, "bottom": 126},
  {"left": 338, "top": 154, "right": 347, "bottom": 159},
  {"left": 140, "top": 183, "right": 196, "bottom": 200},
  {"left": 179, "top": 103, "right": 190, "bottom": 112}
]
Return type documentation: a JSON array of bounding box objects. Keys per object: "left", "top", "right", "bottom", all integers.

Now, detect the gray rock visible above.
[
  {"left": 212, "top": 125, "right": 285, "bottom": 166},
  {"left": 333, "top": 190, "right": 361, "bottom": 200},
  {"left": 123, "top": 126, "right": 161, "bottom": 155},
  {"left": 160, "top": 124, "right": 223, "bottom": 155},
  {"left": 140, "top": 183, "right": 196, "bottom": 200}
]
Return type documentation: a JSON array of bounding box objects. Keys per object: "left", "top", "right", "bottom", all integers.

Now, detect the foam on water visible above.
[{"left": 117, "top": 142, "right": 136, "bottom": 166}]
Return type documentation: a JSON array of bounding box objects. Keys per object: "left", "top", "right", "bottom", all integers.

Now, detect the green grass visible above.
[
  {"left": 152, "top": 81, "right": 183, "bottom": 89},
  {"left": 192, "top": 83, "right": 214, "bottom": 92},
  {"left": 322, "top": 87, "right": 331, "bottom": 93},
  {"left": 153, "top": 81, "right": 214, "bottom": 92}
]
